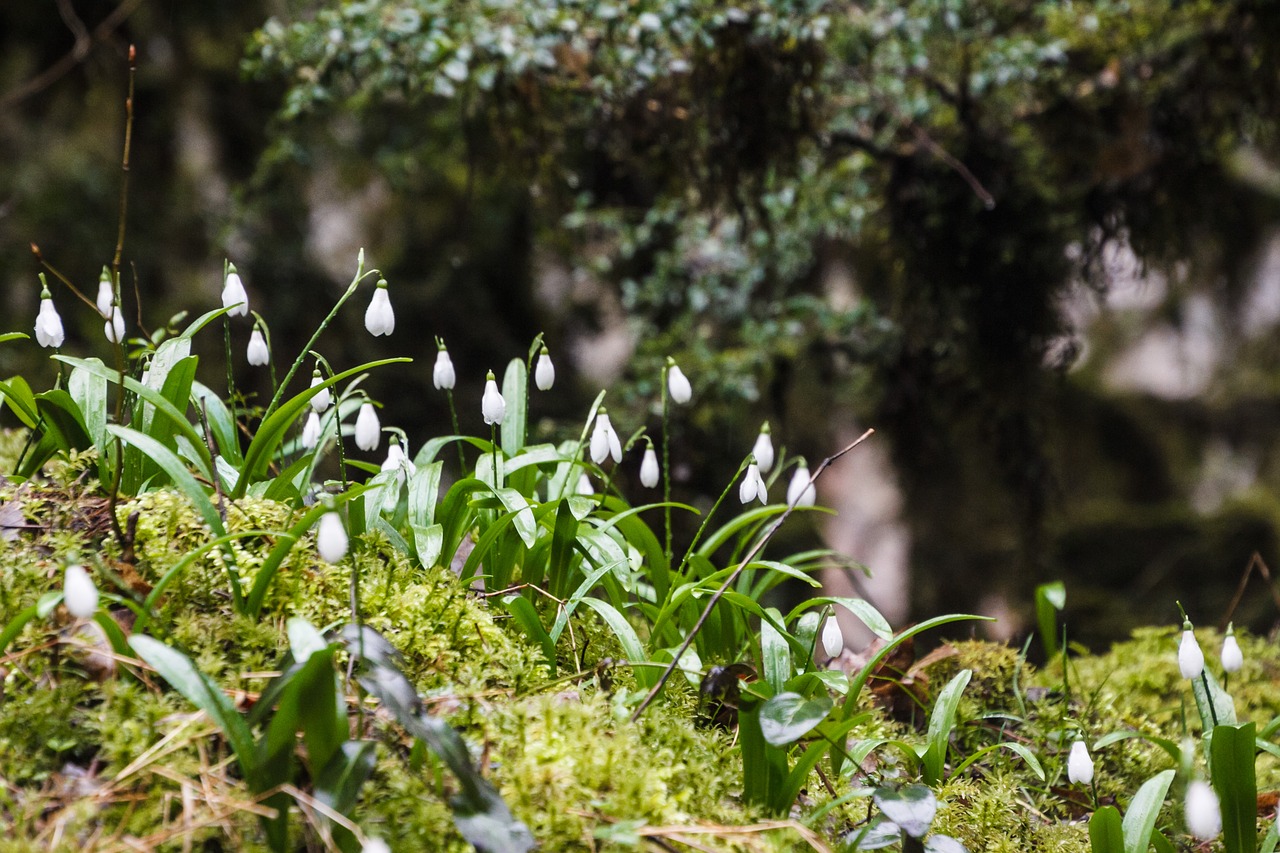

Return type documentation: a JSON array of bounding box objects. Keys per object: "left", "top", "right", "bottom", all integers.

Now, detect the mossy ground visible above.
[{"left": 2, "top": 481, "right": 1277, "bottom": 851}]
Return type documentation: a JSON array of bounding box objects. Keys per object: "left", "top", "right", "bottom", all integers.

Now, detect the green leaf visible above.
[
  {"left": 1191, "top": 668, "right": 1237, "bottom": 730},
  {"left": 129, "top": 635, "right": 256, "bottom": 777},
  {"left": 875, "top": 784, "right": 937, "bottom": 839},
  {"left": 500, "top": 357, "right": 527, "bottom": 457},
  {"left": 1035, "top": 581, "right": 1065, "bottom": 658},
  {"left": 313, "top": 740, "right": 377, "bottom": 820},
  {"left": 760, "top": 607, "right": 792, "bottom": 694},
  {"left": 0, "top": 376, "right": 39, "bottom": 428},
  {"left": 1210, "top": 723, "right": 1257, "bottom": 853},
  {"left": 1089, "top": 806, "right": 1124, "bottom": 853},
  {"left": 1121, "top": 769, "right": 1175, "bottom": 853},
  {"left": 503, "top": 594, "right": 556, "bottom": 675},
  {"left": 192, "top": 381, "right": 243, "bottom": 465},
  {"left": 759, "top": 692, "right": 833, "bottom": 746},
  {"left": 67, "top": 359, "right": 109, "bottom": 448},
  {"left": 577, "top": 598, "right": 651, "bottom": 686},
  {"left": 923, "top": 670, "right": 971, "bottom": 785},
  {"left": 738, "top": 694, "right": 789, "bottom": 812},
  {"left": 788, "top": 596, "right": 893, "bottom": 642},
  {"left": 408, "top": 461, "right": 444, "bottom": 527}
]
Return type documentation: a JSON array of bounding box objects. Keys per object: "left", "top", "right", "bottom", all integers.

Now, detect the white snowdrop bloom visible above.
[
  {"left": 1221, "top": 624, "right": 1243, "bottom": 673},
  {"left": 482, "top": 370, "right": 506, "bottom": 425},
  {"left": 316, "top": 511, "right": 348, "bottom": 564},
  {"left": 1179, "top": 622, "right": 1205, "bottom": 680},
  {"left": 433, "top": 346, "right": 456, "bottom": 390},
  {"left": 667, "top": 359, "right": 692, "bottom": 404},
  {"left": 222, "top": 263, "right": 249, "bottom": 317},
  {"left": 34, "top": 283, "right": 64, "bottom": 348},
  {"left": 787, "top": 462, "right": 816, "bottom": 507},
  {"left": 246, "top": 328, "right": 269, "bottom": 366},
  {"left": 355, "top": 402, "right": 381, "bottom": 451},
  {"left": 576, "top": 472, "right": 594, "bottom": 496},
  {"left": 63, "top": 564, "right": 99, "bottom": 619},
  {"left": 309, "top": 370, "right": 331, "bottom": 412},
  {"left": 361, "top": 838, "right": 391, "bottom": 853},
  {"left": 752, "top": 422, "right": 774, "bottom": 472},
  {"left": 301, "top": 411, "right": 322, "bottom": 449},
  {"left": 364, "top": 278, "right": 395, "bottom": 336},
  {"left": 1185, "top": 780, "right": 1221, "bottom": 841},
  {"left": 535, "top": 348, "right": 555, "bottom": 390},
  {"left": 589, "top": 409, "right": 623, "bottom": 465},
  {"left": 381, "top": 441, "right": 405, "bottom": 472},
  {"left": 1067, "top": 740, "right": 1094, "bottom": 785},
  {"left": 739, "top": 461, "right": 766, "bottom": 505},
  {"left": 96, "top": 268, "right": 114, "bottom": 317},
  {"left": 821, "top": 615, "right": 843, "bottom": 658},
  {"left": 104, "top": 304, "right": 125, "bottom": 344},
  {"left": 639, "top": 446, "right": 660, "bottom": 488}
]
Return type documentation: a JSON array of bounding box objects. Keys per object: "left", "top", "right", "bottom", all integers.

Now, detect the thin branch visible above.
[
  {"left": 908, "top": 121, "right": 996, "bottom": 209},
  {"left": 630, "top": 428, "right": 876, "bottom": 722}
]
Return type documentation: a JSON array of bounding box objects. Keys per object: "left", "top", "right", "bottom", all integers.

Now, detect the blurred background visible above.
[{"left": 4, "top": 0, "right": 1280, "bottom": 651}]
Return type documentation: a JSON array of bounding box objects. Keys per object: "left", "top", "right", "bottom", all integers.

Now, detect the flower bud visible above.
[
  {"left": 355, "top": 402, "right": 381, "bottom": 451},
  {"left": 104, "top": 304, "right": 125, "bottom": 344},
  {"left": 1178, "top": 620, "right": 1205, "bottom": 680},
  {"left": 482, "top": 370, "right": 506, "bottom": 425},
  {"left": 752, "top": 422, "right": 774, "bottom": 473},
  {"left": 590, "top": 409, "right": 622, "bottom": 465},
  {"left": 301, "top": 411, "right": 322, "bottom": 449},
  {"left": 576, "top": 472, "right": 594, "bottom": 496},
  {"left": 1067, "top": 739, "right": 1093, "bottom": 785},
  {"left": 666, "top": 359, "right": 692, "bottom": 404},
  {"left": 34, "top": 277, "right": 64, "bottom": 348},
  {"left": 1185, "top": 780, "right": 1221, "bottom": 840},
  {"left": 433, "top": 344, "right": 456, "bottom": 390},
  {"left": 96, "top": 267, "right": 114, "bottom": 318},
  {"left": 1221, "top": 623, "right": 1243, "bottom": 673},
  {"left": 222, "top": 263, "right": 249, "bottom": 317},
  {"left": 821, "top": 615, "right": 843, "bottom": 658},
  {"left": 535, "top": 347, "right": 555, "bottom": 391},
  {"left": 364, "top": 278, "right": 395, "bottom": 336},
  {"left": 246, "top": 327, "right": 269, "bottom": 366},
  {"left": 309, "top": 369, "right": 331, "bottom": 412},
  {"left": 787, "top": 462, "right": 816, "bottom": 507},
  {"left": 639, "top": 446, "right": 660, "bottom": 488},
  {"left": 316, "top": 511, "right": 348, "bottom": 564},
  {"left": 63, "top": 564, "right": 99, "bottom": 619}
]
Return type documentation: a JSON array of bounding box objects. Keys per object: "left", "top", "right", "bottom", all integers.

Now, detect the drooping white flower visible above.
[
  {"left": 666, "top": 358, "right": 692, "bottom": 404},
  {"left": 381, "top": 439, "right": 415, "bottom": 476},
  {"left": 482, "top": 370, "right": 506, "bottom": 425},
  {"left": 63, "top": 564, "right": 99, "bottom": 619},
  {"left": 1179, "top": 621, "right": 1205, "bottom": 680},
  {"left": 104, "top": 303, "right": 125, "bottom": 344},
  {"left": 247, "top": 327, "right": 269, "bottom": 366},
  {"left": 576, "top": 472, "right": 594, "bottom": 496},
  {"left": 1185, "top": 780, "right": 1221, "bottom": 841},
  {"left": 364, "top": 278, "right": 395, "bottom": 336},
  {"left": 787, "top": 461, "right": 816, "bottom": 507},
  {"left": 34, "top": 280, "right": 64, "bottom": 348},
  {"left": 316, "top": 511, "right": 348, "bottom": 564},
  {"left": 535, "top": 347, "right": 555, "bottom": 391},
  {"left": 355, "top": 402, "right": 381, "bottom": 451},
  {"left": 309, "top": 369, "right": 331, "bottom": 412},
  {"left": 96, "top": 267, "right": 114, "bottom": 318},
  {"left": 752, "top": 422, "right": 774, "bottom": 472},
  {"left": 222, "top": 263, "right": 249, "bottom": 317},
  {"left": 639, "top": 446, "right": 660, "bottom": 488},
  {"left": 821, "top": 615, "right": 843, "bottom": 658},
  {"left": 1067, "top": 740, "right": 1094, "bottom": 785},
  {"left": 433, "top": 344, "right": 456, "bottom": 390},
  {"left": 1221, "top": 624, "right": 1243, "bottom": 673},
  {"left": 590, "top": 409, "right": 623, "bottom": 465},
  {"left": 301, "top": 411, "right": 322, "bottom": 449},
  {"left": 739, "top": 461, "right": 767, "bottom": 505}
]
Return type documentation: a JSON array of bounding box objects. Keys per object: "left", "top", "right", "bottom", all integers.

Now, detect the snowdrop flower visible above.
[
  {"left": 738, "top": 459, "right": 767, "bottom": 505},
  {"left": 482, "top": 370, "right": 506, "bottom": 425},
  {"left": 381, "top": 439, "right": 416, "bottom": 476},
  {"left": 433, "top": 341, "right": 456, "bottom": 390},
  {"left": 535, "top": 346, "right": 555, "bottom": 390},
  {"left": 316, "top": 511, "right": 348, "bottom": 564},
  {"left": 752, "top": 422, "right": 774, "bottom": 472},
  {"left": 222, "top": 263, "right": 249, "bottom": 317},
  {"left": 364, "top": 277, "right": 395, "bottom": 336},
  {"left": 309, "top": 368, "right": 331, "bottom": 412},
  {"left": 361, "top": 838, "right": 391, "bottom": 853},
  {"left": 355, "top": 402, "right": 381, "bottom": 452},
  {"left": 1178, "top": 620, "right": 1205, "bottom": 680},
  {"left": 590, "top": 408, "right": 623, "bottom": 465},
  {"left": 787, "top": 461, "right": 816, "bottom": 507},
  {"left": 821, "top": 614, "right": 843, "bottom": 658},
  {"left": 301, "top": 411, "right": 322, "bottom": 449},
  {"left": 1221, "top": 623, "right": 1243, "bottom": 673},
  {"left": 639, "top": 445, "right": 660, "bottom": 488},
  {"left": 666, "top": 358, "right": 692, "bottom": 404},
  {"left": 576, "top": 472, "right": 594, "bottom": 496},
  {"left": 96, "top": 267, "right": 114, "bottom": 318},
  {"left": 34, "top": 278, "right": 64, "bottom": 348},
  {"left": 63, "top": 564, "right": 99, "bottom": 619},
  {"left": 1185, "top": 780, "right": 1221, "bottom": 840},
  {"left": 246, "top": 326, "right": 269, "bottom": 366},
  {"left": 104, "top": 303, "right": 125, "bottom": 344},
  {"left": 1067, "top": 739, "right": 1094, "bottom": 785}
]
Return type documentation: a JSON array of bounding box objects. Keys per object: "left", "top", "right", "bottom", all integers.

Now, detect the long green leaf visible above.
[
  {"left": 500, "top": 357, "right": 527, "bottom": 457},
  {"left": 577, "top": 598, "right": 651, "bottom": 687},
  {"left": 760, "top": 607, "right": 792, "bottom": 694},
  {"left": 503, "top": 595, "right": 556, "bottom": 675},
  {"left": 1121, "top": 769, "right": 1175, "bottom": 853},
  {"left": 1210, "top": 723, "right": 1257, "bottom": 853},
  {"left": 923, "top": 670, "right": 972, "bottom": 785},
  {"left": 1089, "top": 806, "right": 1125, "bottom": 853}
]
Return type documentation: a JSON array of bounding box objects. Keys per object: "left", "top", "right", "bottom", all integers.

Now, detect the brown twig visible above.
[
  {"left": 630, "top": 429, "right": 875, "bottom": 722},
  {"left": 1220, "top": 552, "right": 1280, "bottom": 631},
  {"left": 908, "top": 122, "right": 996, "bottom": 209}
]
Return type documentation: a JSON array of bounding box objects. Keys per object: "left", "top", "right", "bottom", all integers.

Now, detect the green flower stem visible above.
[
  {"left": 661, "top": 363, "right": 672, "bottom": 565},
  {"left": 1198, "top": 668, "right": 1220, "bottom": 729},
  {"left": 491, "top": 423, "right": 500, "bottom": 490},
  {"left": 447, "top": 388, "right": 465, "bottom": 473},
  {"left": 263, "top": 252, "right": 377, "bottom": 424}
]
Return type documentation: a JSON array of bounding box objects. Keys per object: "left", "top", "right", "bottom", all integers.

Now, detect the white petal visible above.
[
  {"left": 739, "top": 464, "right": 759, "bottom": 504},
  {"left": 310, "top": 375, "right": 332, "bottom": 412},
  {"left": 316, "top": 511, "right": 349, "bottom": 563},
  {"left": 752, "top": 429, "right": 774, "bottom": 472},
  {"left": 1179, "top": 629, "right": 1205, "bottom": 679},
  {"left": 576, "top": 472, "right": 594, "bottom": 496},
  {"left": 482, "top": 378, "right": 506, "bottom": 425},
  {"left": 1185, "top": 780, "right": 1221, "bottom": 840},
  {"left": 535, "top": 353, "right": 555, "bottom": 390},
  {"left": 667, "top": 364, "right": 692, "bottom": 404},
  {"left": 96, "top": 280, "right": 114, "bottom": 317},
  {"left": 590, "top": 423, "right": 609, "bottom": 465},
  {"left": 64, "top": 565, "right": 99, "bottom": 618},
  {"left": 247, "top": 329, "right": 269, "bottom": 365},
  {"left": 222, "top": 271, "right": 249, "bottom": 317},
  {"left": 821, "top": 615, "right": 843, "bottom": 658},
  {"left": 433, "top": 351, "right": 456, "bottom": 390},
  {"left": 639, "top": 448, "right": 660, "bottom": 488},
  {"left": 787, "top": 466, "right": 815, "bottom": 507},
  {"left": 301, "top": 411, "right": 321, "bottom": 449},
  {"left": 355, "top": 403, "right": 381, "bottom": 451},
  {"left": 364, "top": 287, "right": 395, "bottom": 336},
  {"left": 1067, "top": 740, "right": 1093, "bottom": 785},
  {"left": 381, "top": 442, "right": 405, "bottom": 472},
  {"left": 1221, "top": 635, "right": 1243, "bottom": 673},
  {"left": 105, "top": 307, "right": 125, "bottom": 343},
  {"left": 752, "top": 466, "right": 767, "bottom": 504},
  {"left": 608, "top": 428, "right": 623, "bottom": 464},
  {"left": 36, "top": 299, "right": 64, "bottom": 348}
]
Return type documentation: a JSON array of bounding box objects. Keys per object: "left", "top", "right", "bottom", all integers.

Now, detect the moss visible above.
[{"left": 933, "top": 775, "right": 1090, "bottom": 853}]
